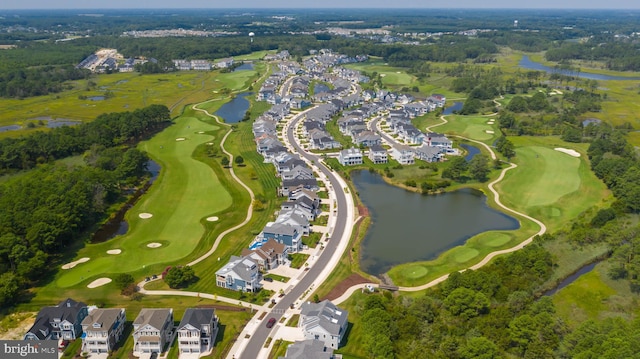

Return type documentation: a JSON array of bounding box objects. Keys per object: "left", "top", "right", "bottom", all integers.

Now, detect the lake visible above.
[
  {"left": 519, "top": 55, "right": 640, "bottom": 81},
  {"left": 352, "top": 170, "right": 519, "bottom": 276},
  {"left": 234, "top": 63, "right": 254, "bottom": 71},
  {"left": 215, "top": 92, "right": 251, "bottom": 123},
  {"left": 0, "top": 125, "right": 20, "bottom": 132},
  {"left": 459, "top": 143, "right": 480, "bottom": 161},
  {"left": 443, "top": 101, "right": 463, "bottom": 115}
]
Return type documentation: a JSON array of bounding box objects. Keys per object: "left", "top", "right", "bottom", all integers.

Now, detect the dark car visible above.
[
  {"left": 266, "top": 318, "right": 276, "bottom": 328},
  {"left": 264, "top": 277, "right": 273, "bottom": 282}
]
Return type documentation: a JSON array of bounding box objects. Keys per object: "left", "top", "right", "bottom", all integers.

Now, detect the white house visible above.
[
  {"left": 132, "top": 308, "right": 174, "bottom": 355},
  {"left": 299, "top": 300, "right": 349, "bottom": 349},
  {"left": 215, "top": 256, "right": 262, "bottom": 292},
  {"left": 391, "top": 144, "right": 415, "bottom": 165},
  {"left": 338, "top": 148, "right": 363, "bottom": 166},
  {"left": 81, "top": 308, "right": 126, "bottom": 354},
  {"left": 177, "top": 308, "right": 218, "bottom": 356},
  {"left": 368, "top": 145, "right": 388, "bottom": 164}
]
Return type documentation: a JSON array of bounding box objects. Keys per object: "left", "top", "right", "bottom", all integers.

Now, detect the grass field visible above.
[
  {"left": 344, "top": 60, "right": 415, "bottom": 87},
  {"left": 55, "top": 113, "right": 232, "bottom": 287},
  {"left": 427, "top": 114, "right": 499, "bottom": 144},
  {"left": 496, "top": 136, "right": 611, "bottom": 231}
]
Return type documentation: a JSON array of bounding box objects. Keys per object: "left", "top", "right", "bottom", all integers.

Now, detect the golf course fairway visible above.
[{"left": 56, "top": 115, "right": 232, "bottom": 287}]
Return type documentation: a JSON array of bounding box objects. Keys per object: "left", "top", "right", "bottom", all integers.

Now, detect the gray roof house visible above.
[
  {"left": 280, "top": 178, "right": 319, "bottom": 197},
  {"left": 338, "top": 148, "right": 363, "bottom": 166},
  {"left": 391, "top": 144, "right": 415, "bottom": 165},
  {"left": 368, "top": 145, "right": 388, "bottom": 164},
  {"left": 81, "top": 308, "right": 126, "bottom": 354},
  {"left": 353, "top": 131, "right": 381, "bottom": 147},
  {"left": 276, "top": 208, "right": 311, "bottom": 235},
  {"left": 299, "top": 300, "right": 349, "bottom": 349},
  {"left": 177, "top": 308, "right": 219, "bottom": 356},
  {"left": 215, "top": 256, "right": 262, "bottom": 292},
  {"left": 242, "top": 239, "right": 287, "bottom": 271},
  {"left": 132, "top": 308, "right": 174, "bottom": 355},
  {"left": 414, "top": 145, "right": 443, "bottom": 163},
  {"left": 24, "top": 298, "right": 88, "bottom": 341},
  {"left": 261, "top": 222, "right": 303, "bottom": 252},
  {"left": 278, "top": 339, "right": 342, "bottom": 359}
]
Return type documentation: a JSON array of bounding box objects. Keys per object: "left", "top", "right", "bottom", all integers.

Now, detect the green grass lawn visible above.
[
  {"left": 55, "top": 114, "right": 233, "bottom": 287},
  {"left": 344, "top": 61, "right": 415, "bottom": 87},
  {"left": 428, "top": 114, "right": 499, "bottom": 144},
  {"left": 289, "top": 253, "right": 309, "bottom": 269},
  {"left": 496, "top": 136, "right": 611, "bottom": 231}
]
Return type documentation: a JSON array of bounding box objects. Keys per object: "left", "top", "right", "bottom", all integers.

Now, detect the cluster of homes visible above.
[
  {"left": 278, "top": 300, "right": 348, "bottom": 359},
  {"left": 172, "top": 57, "right": 234, "bottom": 71},
  {"left": 215, "top": 93, "right": 325, "bottom": 293},
  {"left": 76, "top": 48, "right": 151, "bottom": 73},
  {"left": 24, "top": 298, "right": 219, "bottom": 357}
]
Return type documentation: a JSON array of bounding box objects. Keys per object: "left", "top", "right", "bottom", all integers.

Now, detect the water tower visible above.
[
  {"left": 514, "top": 20, "right": 518, "bottom": 28},
  {"left": 249, "top": 32, "right": 255, "bottom": 43}
]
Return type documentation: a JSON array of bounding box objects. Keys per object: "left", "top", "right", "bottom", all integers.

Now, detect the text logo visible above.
[{"left": 1, "top": 340, "right": 57, "bottom": 359}]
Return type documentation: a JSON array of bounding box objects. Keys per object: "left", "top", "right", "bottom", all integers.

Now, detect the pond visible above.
[
  {"left": 0, "top": 125, "right": 21, "bottom": 132},
  {"left": 352, "top": 170, "right": 519, "bottom": 276},
  {"left": 459, "top": 143, "right": 480, "bottom": 161},
  {"left": 519, "top": 55, "right": 640, "bottom": 81},
  {"left": 215, "top": 92, "right": 251, "bottom": 123},
  {"left": 234, "top": 63, "right": 254, "bottom": 71},
  {"left": 443, "top": 101, "right": 463, "bottom": 115},
  {"left": 88, "top": 96, "right": 106, "bottom": 101},
  {"left": 313, "top": 83, "right": 330, "bottom": 95},
  {"left": 543, "top": 262, "right": 597, "bottom": 296}
]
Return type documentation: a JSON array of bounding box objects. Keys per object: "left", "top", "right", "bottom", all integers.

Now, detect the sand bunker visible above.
[
  {"left": 147, "top": 242, "right": 162, "bottom": 248},
  {"left": 198, "top": 131, "right": 205, "bottom": 134},
  {"left": 485, "top": 130, "right": 495, "bottom": 134},
  {"left": 206, "top": 216, "right": 219, "bottom": 222},
  {"left": 87, "top": 278, "right": 112, "bottom": 289},
  {"left": 207, "top": 142, "right": 214, "bottom": 146},
  {"left": 176, "top": 137, "right": 186, "bottom": 141},
  {"left": 555, "top": 147, "right": 580, "bottom": 157},
  {"left": 380, "top": 74, "right": 386, "bottom": 77},
  {"left": 107, "top": 249, "right": 121, "bottom": 255},
  {"left": 139, "top": 213, "right": 153, "bottom": 219},
  {"left": 62, "top": 257, "right": 90, "bottom": 270}
]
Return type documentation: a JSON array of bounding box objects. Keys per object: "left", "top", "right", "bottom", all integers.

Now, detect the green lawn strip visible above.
[
  {"left": 55, "top": 114, "right": 232, "bottom": 287},
  {"left": 496, "top": 136, "right": 611, "bottom": 232},
  {"left": 289, "top": 254, "right": 309, "bottom": 269},
  {"left": 334, "top": 291, "right": 371, "bottom": 359},
  {"left": 264, "top": 273, "right": 290, "bottom": 283},
  {"left": 303, "top": 232, "right": 322, "bottom": 248},
  {"left": 285, "top": 314, "right": 299, "bottom": 327},
  {"left": 268, "top": 339, "right": 292, "bottom": 359}
]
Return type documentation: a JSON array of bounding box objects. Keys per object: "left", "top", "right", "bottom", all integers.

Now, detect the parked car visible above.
[
  {"left": 264, "top": 277, "right": 273, "bottom": 282},
  {"left": 266, "top": 318, "right": 276, "bottom": 328}
]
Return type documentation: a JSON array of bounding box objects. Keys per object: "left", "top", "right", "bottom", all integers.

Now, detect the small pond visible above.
[
  {"left": 215, "top": 92, "right": 251, "bottom": 123},
  {"left": 443, "top": 101, "right": 463, "bottom": 115},
  {"left": 47, "top": 119, "right": 81, "bottom": 128},
  {"left": 519, "top": 55, "right": 640, "bottom": 81},
  {"left": 234, "top": 63, "right": 254, "bottom": 71},
  {"left": 0, "top": 125, "right": 21, "bottom": 132},
  {"left": 353, "top": 170, "right": 519, "bottom": 276},
  {"left": 88, "top": 96, "right": 106, "bottom": 101},
  {"left": 543, "top": 262, "right": 597, "bottom": 296},
  {"left": 459, "top": 143, "right": 480, "bottom": 161}
]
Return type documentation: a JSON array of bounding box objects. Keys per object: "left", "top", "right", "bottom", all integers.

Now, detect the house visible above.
[
  {"left": 132, "top": 308, "right": 174, "bottom": 355},
  {"left": 261, "top": 222, "right": 303, "bottom": 252},
  {"left": 414, "top": 145, "right": 443, "bottom": 163},
  {"left": 242, "top": 239, "right": 287, "bottom": 271},
  {"left": 368, "top": 145, "right": 388, "bottom": 164},
  {"left": 215, "top": 57, "right": 234, "bottom": 69},
  {"left": 391, "top": 144, "right": 415, "bottom": 165},
  {"left": 276, "top": 208, "right": 311, "bottom": 235},
  {"left": 24, "top": 298, "right": 88, "bottom": 341},
  {"left": 177, "top": 308, "right": 218, "bottom": 355},
  {"left": 278, "top": 339, "right": 342, "bottom": 359},
  {"left": 281, "top": 165, "right": 315, "bottom": 181},
  {"left": 397, "top": 125, "right": 425, "bottom": 145},
  {"left": 428, "top": 94, "right": 446, "bottom": 107},
  {"left": 424, "top": 133, "right": 453, "bottom": 149},
  {"left": 338, "top": 148, "right": 363, "bottom": 166},
  {"left": 81, "top": 308, "right": 126, "bottom": 354},
  {"left": 299, "top": 300, "right": 349, "bottom": 349},
  {"left": 215, "top": 256, "right": 262, "bottom": 292},
  {"left": 353, "top": 131, "right": 381, "bottom": 147},
  {"left": 280, "top": 178, "right": 319, "bottom": 197}
]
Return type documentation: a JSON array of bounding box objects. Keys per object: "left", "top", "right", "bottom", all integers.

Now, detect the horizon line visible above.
[{"left": 2, "top": 7, "right": 640, "bottom": 11}]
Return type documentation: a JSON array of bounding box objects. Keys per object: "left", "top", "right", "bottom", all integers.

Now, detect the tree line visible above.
[{"left": 0, "top": 104, "right": 169, "bottom": 173}]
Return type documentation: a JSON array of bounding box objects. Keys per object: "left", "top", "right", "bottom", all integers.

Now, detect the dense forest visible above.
[
  {"left": 0, "top": 104, "right": 169, "bottom": 172},
  {"left": 0, "top": 105, "right": 170, "bottom": 309}
]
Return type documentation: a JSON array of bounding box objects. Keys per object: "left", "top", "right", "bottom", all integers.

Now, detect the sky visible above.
[{"left": 1, "top": 0, "right": 640, "bottom": 10}]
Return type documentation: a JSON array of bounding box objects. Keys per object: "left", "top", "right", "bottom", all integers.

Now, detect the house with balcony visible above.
[
  {"left": 338, "top": 148, "right": 363, "bottom": 166},
  {"left": 81, "top": 308, "right": 126, "bottom": 354},
  {"left": 132, "top": 308, "right": 174, "bottom": 355},
  {"left": 391, "top": 144, "right": 415, "bottom": 165},
  {"left": 24, "top": 298, "right": 88, "bottom": 341},
  {"left": 368, "top": 145, "right": 388, "bottom": 164},
  {"left": 414, "top": 145, "right": 443, "bottom": 163},
  {"left": 299, "top": 300, "right": 349, "bottom": 349},
  {"left": 260, "top": 222, "right": 303, "bottom": 252},
  {"left": 242, "top": 239, "right": 287, "bottom": 271},
  {"left": 177, "top": 308, "right": 218, "bottom": 356},
  {"left": 215, "top": 256, "right": 262, "bottom": 292},
  {"left": 424, "top": 132, "right": 453, "bottom": 150}
]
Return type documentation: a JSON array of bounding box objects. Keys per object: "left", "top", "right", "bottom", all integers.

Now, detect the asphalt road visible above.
[{"left": 240, "top": 111, "right": 350, "bottom": 359}]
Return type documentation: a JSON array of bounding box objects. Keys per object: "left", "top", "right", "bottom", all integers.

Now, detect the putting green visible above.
[
  {"left": 478, "top": 233, "right": 512, "bottom": 247},
  {"left": 402, "top": 265, "right": 429, "bottom": 279},
  {"left": 454, "top": 248, "right": 480, "bottom": 263},
  {"left": 56, "top": 115, "right": 232, "bottom": 287},
  {"left": 501, "top": 146, "right": 581, "bottom": 208}
]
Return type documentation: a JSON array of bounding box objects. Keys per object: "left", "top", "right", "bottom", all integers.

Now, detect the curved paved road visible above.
[{"left": 239, "top": 109, "right": 353, "bottom": 359}]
